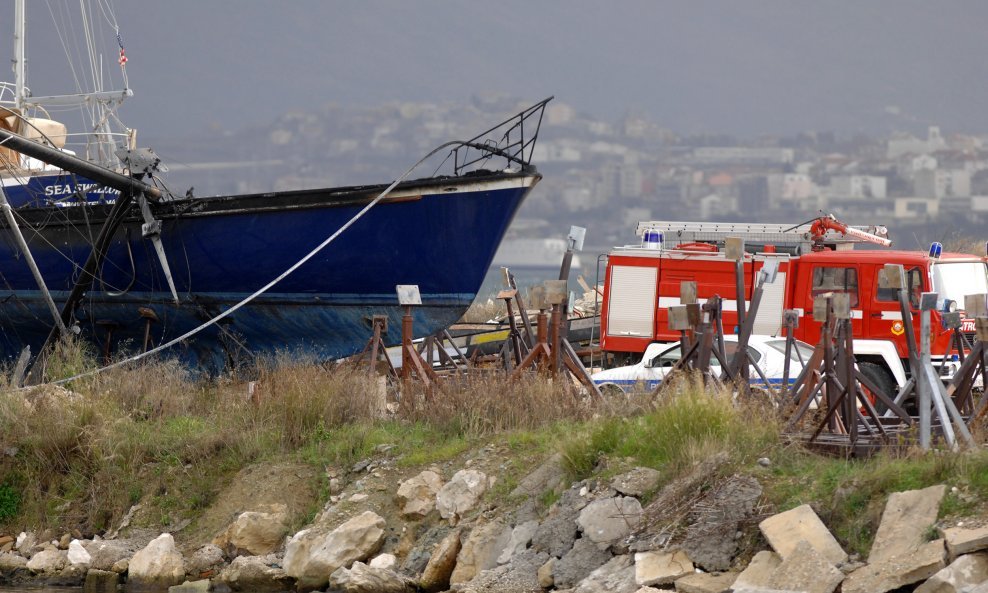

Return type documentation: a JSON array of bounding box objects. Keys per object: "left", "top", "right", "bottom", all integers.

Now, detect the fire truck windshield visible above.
[{"left": 931, "top": 262, "right": 988, "bottom": 307}]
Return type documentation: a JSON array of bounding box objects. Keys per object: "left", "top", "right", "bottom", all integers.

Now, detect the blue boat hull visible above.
[{"left": 0, "top": 171, "right": 539, "bottom": 372}]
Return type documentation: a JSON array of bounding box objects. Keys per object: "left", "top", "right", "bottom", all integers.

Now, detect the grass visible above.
[
  {"left": 0, "top": 484, "right": 19, "bottom": 521},
  {"left": 4, "top": 338, "right": 988, "bottom": 561},
  {"left": 0, "top": 339, "right": 605, "bottom": 534},
  {"left": 560, "top": 376, "right": 781, "bottom": 483}
]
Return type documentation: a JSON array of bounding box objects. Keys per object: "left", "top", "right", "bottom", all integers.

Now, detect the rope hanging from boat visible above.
[{"left": 46, "top": 140, "right": 470, "bottom": 385}]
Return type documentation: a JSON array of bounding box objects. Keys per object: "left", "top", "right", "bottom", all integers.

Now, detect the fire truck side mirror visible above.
[
  {"left": 680, "top": 281, "right": 697, "bottom": 304},
  {"left": 965, "top": 294, "right": 988, "bottom": 318},
  {"left": 879, "top": 264, "right": 906, "bottom": 291},
  {"left": 725, "top": 237, "right": 745, "bottom": 261}
]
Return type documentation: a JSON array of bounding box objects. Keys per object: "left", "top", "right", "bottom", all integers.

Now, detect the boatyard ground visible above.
[{"left": 3, "top": 339, "right": 988, "bottom": 563}]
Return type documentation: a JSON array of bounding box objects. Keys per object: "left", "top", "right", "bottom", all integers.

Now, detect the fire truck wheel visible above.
[{"left": 859, "top": 362, "right": 895, "bottom": 413}]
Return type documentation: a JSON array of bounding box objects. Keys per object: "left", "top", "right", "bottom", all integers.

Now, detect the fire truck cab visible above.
[{"left": 599, "top": 219, "right": 988, "bottom": 392}]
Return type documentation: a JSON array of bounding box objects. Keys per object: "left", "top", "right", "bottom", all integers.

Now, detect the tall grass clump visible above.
[
  {"left": 459, "top": 299, "right": 506, "bottom": 323},
  {"left": 399, "top": 373, "right": 598, "bottom": 439},
  {"left": 561, "top": 375, "right": 783, "bottom": 482},
  {"left": 251, "top": 354, "right": 386, "bottom": 448}
]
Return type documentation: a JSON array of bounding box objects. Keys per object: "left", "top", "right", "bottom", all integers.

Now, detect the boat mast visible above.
[
  {"left": 13, "top": 0, "right": 26, "bottom": 110},
  {"left": 11, "top": 0, "right": 133, "bottom": 168}
]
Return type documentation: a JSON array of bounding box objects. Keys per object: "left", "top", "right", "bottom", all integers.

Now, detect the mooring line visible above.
[{"left": 44, "top": 141, "right": 468, "bottom": 386}]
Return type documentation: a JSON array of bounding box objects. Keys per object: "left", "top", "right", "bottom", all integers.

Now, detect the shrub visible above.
[{"left": 0, "top": 484, "right": 20, "bottom": 521}]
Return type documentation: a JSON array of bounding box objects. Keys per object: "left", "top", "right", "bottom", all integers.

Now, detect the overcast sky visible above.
[{"left": 14, "top": 1, "right": 988, "bottom": 140}]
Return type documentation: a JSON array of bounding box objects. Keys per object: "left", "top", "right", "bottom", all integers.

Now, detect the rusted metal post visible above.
[
  {"left": 550, "top": 304, "right": 562, "bottom": 375},
  {"left": 401, "top": 306, "right": 414, "bottom": 385}
]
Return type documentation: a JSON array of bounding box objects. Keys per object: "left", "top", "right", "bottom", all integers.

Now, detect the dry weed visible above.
[{"left": 459, "top": 299, "right": 506, "bottom": 323}]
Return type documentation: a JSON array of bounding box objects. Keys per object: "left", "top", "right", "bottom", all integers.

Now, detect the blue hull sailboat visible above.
[{"left": 0, "top": 1, "right": 548, "bottom": 372}]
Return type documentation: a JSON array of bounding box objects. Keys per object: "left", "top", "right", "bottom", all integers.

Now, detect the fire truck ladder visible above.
[{"left": 635, "top": 218, "right": 890, "bottom": 253}]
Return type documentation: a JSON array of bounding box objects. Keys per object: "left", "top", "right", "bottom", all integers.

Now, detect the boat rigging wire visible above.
[{"left": 45, "top": 140, "right": 471, "bottom": 385}]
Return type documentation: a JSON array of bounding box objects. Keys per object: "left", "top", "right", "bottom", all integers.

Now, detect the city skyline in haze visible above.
[{"left": 11, "top": 1, "right": 988, "bottom": 141}]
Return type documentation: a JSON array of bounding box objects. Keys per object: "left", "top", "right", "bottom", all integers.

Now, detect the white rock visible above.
[
  {"left": 436, "top": 470, "right": 489, "bottom": 522},
  {"left": 283, "top": 511, "right": 387, "bottom": 590},
  {"left": 634, "top": 550, "right": 693, "bottom": 587},
  {"left": 67, "top": 539, "right": 92, "bottom": 565},
  {"left": 26, "top": 548, "right": 67, "bottom": 573},
  {"left": 578, "top": 496, "right": 644, "bottom": 547},
  {"left": 369, "top": 553, "right": 397, "bottom": 570},
  {"left": 128, "top": 533, "right": 186, "bottom": 588},
  {"left": 395, "top": 470, "right": 443, "bottom": 519},
  {"left": 213, "top": 504, "right": 290, "bottom": 556}
]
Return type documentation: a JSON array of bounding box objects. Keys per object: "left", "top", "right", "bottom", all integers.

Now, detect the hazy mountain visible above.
[{"left": 15, "top": 0, "right": 988, "bottom": 143}]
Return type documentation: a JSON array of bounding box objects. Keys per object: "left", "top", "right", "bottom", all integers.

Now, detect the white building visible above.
[
  {"left": 896, "top": 154, "right": 938, "bottom": 181},
  {"left": 766, "top": 173, "right": 817, "bottom": 203},
  {"left": 560, "top": 186, "right": 603, "bottom": 211},
  {"left": 914, "top": 169, "right": 971, "bottom": 199},
  {"left": 699, "top": 193, "right": 730, "bottom": 218},
  {"left": 886, "top": 126, "right": 946, "bottom": 159},
  {"left": 829, "top": 175, "right": 887, "bottom": 199},
  {"left": 693, "top": 146, "right": 794, "bottom": 165},
  {"left": 546, "top": 102, "right": 576, "bottom": 126},
  {"left": 894, "top": 197, "right": 939, "bottom": 218},
  {"left": 532, "top": 141, "right": 582, "bottom": 163}
]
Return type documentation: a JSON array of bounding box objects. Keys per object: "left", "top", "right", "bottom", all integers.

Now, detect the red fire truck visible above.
[{"left": 599, "top": 216, "right": 988, "bottom": 394}]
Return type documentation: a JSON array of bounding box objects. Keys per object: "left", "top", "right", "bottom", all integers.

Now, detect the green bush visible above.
[{"left": 0, "top": 484, "right": 20, "bottom": 521}]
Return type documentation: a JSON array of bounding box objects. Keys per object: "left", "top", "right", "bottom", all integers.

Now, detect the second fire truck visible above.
[{"left": 598, "top": 216, "right": 988, "bottom": 395}]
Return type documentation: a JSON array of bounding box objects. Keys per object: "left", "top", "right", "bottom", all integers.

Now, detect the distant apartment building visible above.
[
  {"left": 532, "top": 141, "right": 582, "bottom": 163},
  {"left": 546, "top": 102, "right": 576, "bottom": 125},
  {"left": 914, "top": 169, "right": 971, "bottom": 199},
  {"left": 894, "top": 197, "right": 940, "bottom": 218},
  {"left": 560, "top": 186, "right": 605, "bottom": 212},
  {"left": 886, "top": 126, "right": 946, "bottom": 159},
  {"left": 619, "top": 164, "right": 644, "bottom": 198},
  {"left": 699, "top": 193, "right": 730, "bottom": 218},
  {"left": 896, "top": 154, "right": 937, "bottom": 181},
  {"left": 829, "top": 175, "right": 887, "bottom": 199},
  {"left": 693, "top": 146, "right": 794, "bottom": 165},
  {"left": 737, "top": 177, "right": 769, "bottom": 214},
  {"left": 766, "top": 173, "right": 816, "bottom": 204}
]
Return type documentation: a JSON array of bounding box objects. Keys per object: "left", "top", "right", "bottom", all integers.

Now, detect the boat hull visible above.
[{"left": 0, "top": 170, "right": 538, "bottom": 372}]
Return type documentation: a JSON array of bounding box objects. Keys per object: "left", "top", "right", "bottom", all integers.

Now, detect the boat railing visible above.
[
  {"left": 451, "top": 96, "right": 553, "bottom": 175},
  {"left": 0, "top": 82, "right": 17, "bottom": 104}
]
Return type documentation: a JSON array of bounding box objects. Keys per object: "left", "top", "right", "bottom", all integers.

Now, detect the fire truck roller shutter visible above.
[
  {"left": 752, "top": 255, "right": 791, "bottom": 336},
  {"left": 607, "top": 265, "right": 658, "bottom": 338}
]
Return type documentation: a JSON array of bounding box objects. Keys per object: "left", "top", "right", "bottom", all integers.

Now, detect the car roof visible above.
[{"left": 659, "top": 334, "right": 811, "bottom": 349}]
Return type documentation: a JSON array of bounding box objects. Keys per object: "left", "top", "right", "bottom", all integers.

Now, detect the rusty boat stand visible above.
[
  {"left": 784, "top": 263, "right": 988, "bottom": 456},
  {"left": 349, "top": 226, "right": 603, "bottom": 403},
  {"left": 647, "top": 240, "right": 988, "bottom": 457}
]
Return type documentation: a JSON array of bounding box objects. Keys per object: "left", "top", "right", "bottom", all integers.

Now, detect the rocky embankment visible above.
[{"left": 2, "top": 451, "right": 988, "bottom": 593}]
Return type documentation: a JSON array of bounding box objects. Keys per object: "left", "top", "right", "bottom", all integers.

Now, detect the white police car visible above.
[{"left": 591, "top": 335, "right": 815, "bottom": 395}]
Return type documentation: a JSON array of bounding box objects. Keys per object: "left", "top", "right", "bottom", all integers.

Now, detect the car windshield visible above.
[
  {"left": 765, "top": 339, "right": 814, "bottom": 363},
  {"left": 932, "top": 262, "right": 988, "bottom": 308},
  {"left": 647, "top": 345, "right": 722, "bottom": 368}
]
